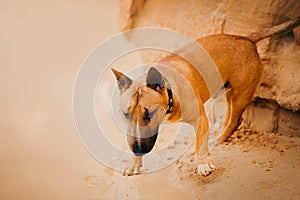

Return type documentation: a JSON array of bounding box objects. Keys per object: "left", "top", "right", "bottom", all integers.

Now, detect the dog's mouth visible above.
[{"left": 128, "top": 132, "right": 158, "bottom": 156}]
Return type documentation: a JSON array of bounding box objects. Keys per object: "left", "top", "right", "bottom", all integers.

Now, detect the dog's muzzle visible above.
[{"left": 128, "top": 133, "right": 158, "bottom": 156}]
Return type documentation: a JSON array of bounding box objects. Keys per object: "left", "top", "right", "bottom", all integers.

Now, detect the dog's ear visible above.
[
  {"left": 146, "top": 67, "right": 165, "bottom": 90},
  {"left": 111, "top": 68, "right": 132, "bottom": 92}
]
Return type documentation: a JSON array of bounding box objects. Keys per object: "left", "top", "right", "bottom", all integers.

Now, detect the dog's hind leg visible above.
[
  {"left": 217, "top": 88, "right": 254, "bottom": 143},
  {"left": 223, "top": 91, "right": 232, "bottom": 128}
]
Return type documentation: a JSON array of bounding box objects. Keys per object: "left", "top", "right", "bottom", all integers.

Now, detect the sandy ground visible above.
[{"left": 0, "top": 1, "right": 299, "bottom": 200}]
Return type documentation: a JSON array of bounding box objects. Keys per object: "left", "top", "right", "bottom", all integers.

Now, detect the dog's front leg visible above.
[
  {"left": 123, "top": 155, "right": 143, "bottom": 176},
  {"left": 194, "top": 113, "right": 216, "bottom": 176}
]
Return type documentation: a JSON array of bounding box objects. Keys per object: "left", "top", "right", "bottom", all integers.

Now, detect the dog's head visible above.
[{"left": 112, "top": 67, "right": 172, "bottom": 156}]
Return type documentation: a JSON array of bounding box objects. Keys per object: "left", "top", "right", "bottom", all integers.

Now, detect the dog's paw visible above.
[
  {"left": 122, "top": 156, "right": 143, "bottom": 176},
  {"left": 197, "top": 163, "right": 216, "bottom": 176},
  {"left": 122, "top": 166, "right": 141, "bottom": 176}
]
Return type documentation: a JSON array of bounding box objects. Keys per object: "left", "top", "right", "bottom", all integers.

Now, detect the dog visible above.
[{"left": 112, "top": 16, "right": 300, "bottom": 176}]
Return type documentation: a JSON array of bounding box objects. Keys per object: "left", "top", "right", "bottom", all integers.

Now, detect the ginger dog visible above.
[{"left": 112, "top": 17, "right": 300, "bottom": 176}]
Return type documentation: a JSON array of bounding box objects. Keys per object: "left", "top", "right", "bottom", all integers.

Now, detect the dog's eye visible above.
[
  {"left": 143, "top": 109, "right": 156, "bottom": 121},
  {"left": 143, "top": 109, "right": 151, "bottom": 122},
  {"left": 123, "top": 112, "right": 130, "bottom": 119}
]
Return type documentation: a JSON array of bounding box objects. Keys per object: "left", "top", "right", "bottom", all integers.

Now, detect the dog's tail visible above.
[{"left": 247, "top": 16, "right": 300, "bottom": 43}]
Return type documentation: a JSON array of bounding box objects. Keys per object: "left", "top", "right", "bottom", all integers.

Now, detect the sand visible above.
[{"left": 0, "top": 1, "right": 299, "bottom": 200}]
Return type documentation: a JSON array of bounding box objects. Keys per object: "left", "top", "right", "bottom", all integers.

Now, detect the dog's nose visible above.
[
  {"left": 131, "top": 134, "right": 158, "bottom": 156},
  {"left": 132, "top": 141, "right": 148, "bottom": 156}
]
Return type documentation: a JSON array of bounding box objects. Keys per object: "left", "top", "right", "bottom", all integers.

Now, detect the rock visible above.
[
  {"left": 294, "top": 25, "right": 300, "bottom": 45},
  {"left": 243, "top": 98, "right": 300, "bottom": 137}
]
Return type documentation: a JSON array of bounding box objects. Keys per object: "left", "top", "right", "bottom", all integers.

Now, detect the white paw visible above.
[
  {"left": 197, "top": 163, "right": 216, "bottom": 176},
  {"left": 122, "top": 156, "right": 143, "bottom": 176},
  {"left": 122, "top": 166, "right": 141, "bottom": 176}
]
